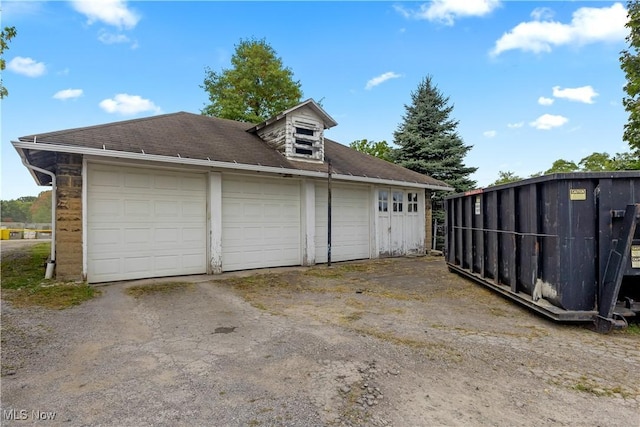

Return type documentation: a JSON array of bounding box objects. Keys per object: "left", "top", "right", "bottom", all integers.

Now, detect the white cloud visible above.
[
  {"left": 394, "top": 0, "right": 500, "bottom": 25},
  {"left": 2, "top": 1, "right": 43, "bottom": 19},
  {"left": 483, "top": 130, "right": 497, "bottom": 138},
  {"left": 7, "top": 57, "right": 46, "bottom": 77},
  {"left": 70, "top": 0, "right": 140, "bottom": 29},
  {"left": 507, "top": 122, "right": 524, "bottom": 129},
  {"left": 529, "top": 114, "right": 568, "bottom": 130},
  {"left": 552, "top": 85, "right": 598, "bottom": 104},
  {"left": 530, "top": 7, "right": 554, "bottom": 21},
  {"left": 538, "top": 96, "right": 554, "bottom": 106},
  {"left": 365, "top": 72, "right": 401, "bottom": 90},
  {"left": 53, "top": 89, "right": 83, "bottom": 100},
  {"left": 99, "top": 94, "right": 161, "bottom": 115},
  {"left": 491, "top": 3, "right": 627, "bottom": 56},
  {"left": 97, "top": 29, "right": 130, "bottom": 45}
]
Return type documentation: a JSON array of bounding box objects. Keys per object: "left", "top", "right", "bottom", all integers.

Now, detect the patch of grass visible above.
[
  {"left": 304, "top": 268, "right": 344, "bottom": 279},
  {"left": 10, "top": 283, "right": 97, "bottom": 309},
  {"left": 571, "top": 376, "right": 633, "bottom": 398},
  {"left": 251, "top": 302, "right": 269, "bottom": 311},
  {"left": 621, "top": 323, "right": 640, "bottom": 335},
  {"left": 1, "top": 243, "right": 51, "bottom": 290},
  {"left": 345, "top": 298, "right": 366, "bottom": 309},
  {"left": 221, "top": 274, "right": 301, "bottom": 292},
  {"left": 1, "top": 243, "right": 98, "bottom": 309},
  {"left": 350, "top": 325, "right": 462, "bottom": 361},
  {"left": 125, "top": 282, "right": 193, "bottom": 298},
  {"left": 489, "top": 307, "right": 509, "bottom": 317},
  {"left": 369, "top": 288, "right": 426, "bottom": 302},
  {"left": 342, "top": 311, "right": 364, "bottom": 322}
]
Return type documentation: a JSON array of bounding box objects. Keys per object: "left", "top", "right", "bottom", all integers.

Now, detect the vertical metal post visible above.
[
  {"left": 433, "top": 218, "right": 437, "bottom": 251},
  {"left": 327, "top": 161, "right": 332, "bottom": 266}
]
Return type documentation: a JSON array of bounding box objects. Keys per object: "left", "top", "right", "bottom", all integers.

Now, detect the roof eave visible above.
[
  {"left": 12, "top": 144, "right": 48, "bottom": 185},
  {"left": 12, "top": 140, "right": 449, "bottom": 190}
]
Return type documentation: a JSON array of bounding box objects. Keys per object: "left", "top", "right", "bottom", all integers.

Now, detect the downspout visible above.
[
  {"left": 327, "top": 160, "right": 332, "bottom": 267},
  {"left": 20, "top": 149, "right": 57, "bottom": 279}
]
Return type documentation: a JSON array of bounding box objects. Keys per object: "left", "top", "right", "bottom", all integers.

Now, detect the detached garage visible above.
[{"left": 13, "top": 99, "right": 452, "bottom": 283}]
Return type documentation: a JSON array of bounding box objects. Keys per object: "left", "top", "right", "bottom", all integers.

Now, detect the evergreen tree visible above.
[
  {"left": 393, "top": 76, "right": 477, "bottom": 250},
  {"left": 393, "top": 76, "right": 477, "bottom": 193}
]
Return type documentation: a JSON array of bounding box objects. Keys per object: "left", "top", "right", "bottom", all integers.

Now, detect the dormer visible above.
[{"left": 247, "top": 99, "right": 338, "bottom": 163}]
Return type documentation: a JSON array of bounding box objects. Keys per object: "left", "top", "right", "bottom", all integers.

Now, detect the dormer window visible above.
[
  {"left": 247, "top": 99, "right": 337, "bottom": 163},
  {"left": 292, "top": 123, "right": 320, "bottom": 159}
]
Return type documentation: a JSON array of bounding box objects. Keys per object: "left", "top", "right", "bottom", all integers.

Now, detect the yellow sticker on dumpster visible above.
[
  {"left": 632, "top": 245, "right": 640, "bottom": 269},
  {"left": 569, "top": 189, "right": 586, "bottom": 201}
]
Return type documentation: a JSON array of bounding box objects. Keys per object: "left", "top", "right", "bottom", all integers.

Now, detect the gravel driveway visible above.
[{"left": 1, "top": 255, "right": 639, "bottom": 426}]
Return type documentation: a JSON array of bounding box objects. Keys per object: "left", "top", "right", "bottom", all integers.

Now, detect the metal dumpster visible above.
[{"left": 444, "top": 172, "right": 640, "bottom": 332}]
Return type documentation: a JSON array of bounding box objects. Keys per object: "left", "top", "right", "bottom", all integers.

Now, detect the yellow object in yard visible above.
[{"left": 0, "top": 229, "right": 9, "bottom": 240}]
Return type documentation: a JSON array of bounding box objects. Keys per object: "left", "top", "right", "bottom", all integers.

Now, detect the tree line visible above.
[
  {"left": 492, "top": 151, "right": 639, "bottom": 186},
  {"left": 1, "top": 191, "right": 52, "bottom": 223}
]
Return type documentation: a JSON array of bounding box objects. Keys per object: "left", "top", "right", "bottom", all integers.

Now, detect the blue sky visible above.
[{"left": 1, "top": 0, "right": 631, "bottom": 200}]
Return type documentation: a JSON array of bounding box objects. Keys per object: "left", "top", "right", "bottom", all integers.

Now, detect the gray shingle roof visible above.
[{"left": 18, "top": 111, "right": 451, "bottom": 189}]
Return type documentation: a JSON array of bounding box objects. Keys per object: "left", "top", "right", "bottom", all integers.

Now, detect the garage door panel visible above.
[
  {"left": 182, "top": 227, "right": 205, "bottom": 243},
  {"left": 124, "top": 256, "right": 152, "bottom": 274},
  {"left": 315, "top": 184, "right": 370, "bottom": 263},
  {"left": 155, "top": 255, "right": 180, "bottom": 271},
  {"left": 182, "top": 201, "right": 205, "bottom": 217},
  {"left": 124, "top": 172, "right": 151, "bottom": 188},
  {"left": 92, "top": 170, "right": 120, "bottom": 187},
  {"left": 92, "top": 258, "right": 120, "bottom": 276},
  {"left": 222, "top": 176, "right": 301, "bottom": 271},
  {"left": 88, "top": 164, "right": 207, "bottom": 282}
]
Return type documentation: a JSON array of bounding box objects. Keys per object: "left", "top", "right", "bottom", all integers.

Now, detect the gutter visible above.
[
  {"left": 12, "top": 140, "right": 453, "bottom": 191},
  {"left": 18, "top": 148, "right": 57, "bottom": 279}
]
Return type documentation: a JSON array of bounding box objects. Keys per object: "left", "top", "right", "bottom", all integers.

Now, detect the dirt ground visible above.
[{"left": 1, "top": 245, "right": 639, "bottom": 426}]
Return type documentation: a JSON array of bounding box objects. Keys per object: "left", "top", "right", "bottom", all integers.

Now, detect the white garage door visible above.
[
  {"left": 222, "top": 175, "right": 301, "bottom": 271},
  {"left": 87, "top": 164, "right": 207, "bottom": 283},
  {"left": 315, "top": 183, "right": 370, "bottom": 263}
]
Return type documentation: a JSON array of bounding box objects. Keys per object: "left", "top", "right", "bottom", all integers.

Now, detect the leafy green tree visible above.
[
  {"left": 393, "top": 75, "right": 477, "bottom": 191},
  {"left": 1, "top": 26, "right": 17, "bottom": 99},
  {"left": 1, "top": 196, "right": 35, "bottom": 222},
  {"left": 610, "top": 151, "right": 640, "bottom": 170},
  {"left": 544, "top": 159, "right": 579, "bottom": 174},
  {"left": 202, "top": 38, "right": 303, "bottom": 123},
  {"left": 393, "top": 75, "right": 477, "bottom": 250},
  {"left": 621, "top": 1, "right": 640, "bottom": 153},
  {"left": 490, "top": 171, "right": 523, "bottom": 186},
  {"left": 30, "top": 191, "right": 52, "bottom": 223},
  {"left": 578, "top": 152, "right": 613, "bottom": 171},
  {"left": 349, "top": 139, "right": 394, "bottom": 162}
]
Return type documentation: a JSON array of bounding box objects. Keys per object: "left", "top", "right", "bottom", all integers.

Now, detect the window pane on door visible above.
[{"left": 392, "top": 191, "right": 403, "bottom": 212}]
